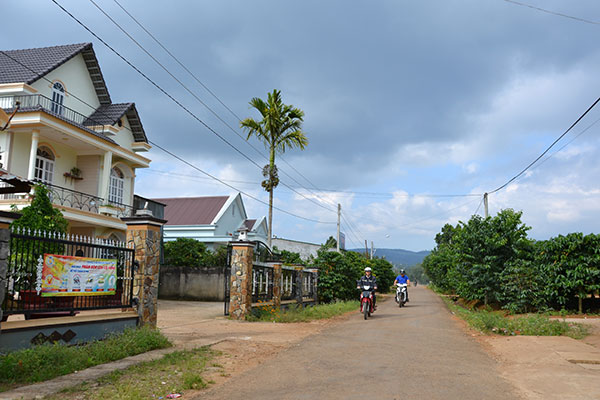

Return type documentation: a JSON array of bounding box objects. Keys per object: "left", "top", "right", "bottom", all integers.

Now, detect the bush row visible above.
[
  {"left": 310, "top": 249, "right": 396, "bottom": 303},
  {"left": 423, "top": 209, "right": 600, "bottom": 313}
]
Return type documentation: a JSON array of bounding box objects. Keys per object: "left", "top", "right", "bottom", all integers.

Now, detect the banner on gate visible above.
[{"left": 41, "top": 254, "right": 117, "bottom": 297}]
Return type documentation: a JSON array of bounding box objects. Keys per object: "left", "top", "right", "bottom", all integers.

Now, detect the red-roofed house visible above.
[{"left": 153, "top": 192, "right": 268, "bottom": 250}]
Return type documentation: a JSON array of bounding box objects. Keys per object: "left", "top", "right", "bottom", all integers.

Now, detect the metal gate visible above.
[
  {"left": 223, "top": 245, "right": 232, "bottom": 316},
  {"left": 4, "top": 228, "right": 135, "bottom": 319}
]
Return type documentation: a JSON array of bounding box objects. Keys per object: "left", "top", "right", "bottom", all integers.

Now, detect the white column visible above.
[
  {"left": 27, "top": 130, "right": 40, "bottom": 181},
  {"left": 100, "top": 151, "right": 113, "bottom": 202}
]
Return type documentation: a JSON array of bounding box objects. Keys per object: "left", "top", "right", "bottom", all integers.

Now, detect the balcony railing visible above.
[
  {"left": 0, "top": 181, "right": 135, "bottom": 219},
  {"left": 46, "top": 183, "right": 102, "bottom": 214},
  {"left": 0, "top": 94, "right": 107, "bottom": 137}
]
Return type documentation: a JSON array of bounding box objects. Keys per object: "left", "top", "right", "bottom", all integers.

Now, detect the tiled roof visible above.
[
  {"left": 84, "top": 103, "right": 148, "bottom": 143},
  {"left": 244, "top": 219, "right": 257, "bottom": 230},
  {"left": 152, "top": 196, "right": 229, "bottom": 226},
  {"left": 85, "top": 103, "right": 132, "bottom": 125},
  {"left": 0, "top": 43, "right": 112, "bottom": 105}
]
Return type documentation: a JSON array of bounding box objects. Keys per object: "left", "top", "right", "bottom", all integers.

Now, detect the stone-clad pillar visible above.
[
  {"left": 229, "top": 242, "right": 254, "bottom": 320},
  {"left": 0, "top": 211, "right": 22, "bottom": 330},
  {"left": 272, "top": 263, "right": 282, "bottom": 309},
  {"left": 122, "top": 212, "right": 166, "bottom": 328},
  {"left": 295, "top": 266, "right": 304, "bottom": 308}
]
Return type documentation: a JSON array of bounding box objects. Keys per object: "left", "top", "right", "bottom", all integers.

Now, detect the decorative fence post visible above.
[
  {"left": 295, "top": 266, "right": 304, "bottom": 308},
  {"left": 272, "top": 263, "right": 282, "bottom": 310},
  {"left": 122, "top": 211, "right": 166, "bottom": 328},
  {"left": 0, "top": 211, "right": 21, "bottom": 330},
  {"left": 229, "top": 242, "right": 254, "bottom": 320}
]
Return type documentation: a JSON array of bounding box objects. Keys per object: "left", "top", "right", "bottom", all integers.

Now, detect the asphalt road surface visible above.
[{"left": 197, "top": 286, "right": 522, "bottom": 400}]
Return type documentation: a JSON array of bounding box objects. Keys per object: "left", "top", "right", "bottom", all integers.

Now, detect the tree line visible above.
[{"left": 423, "top": 209, "right": 600, "bottom": 313}]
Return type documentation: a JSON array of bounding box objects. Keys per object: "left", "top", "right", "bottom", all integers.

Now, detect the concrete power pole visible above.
[
  {"left": 370, "top": 241, "right": 374, "bottom": 260},
  {"left": 484, "top": 193, "right": 489, "bottom": 218},
  {"left": 336, "top": 203, "right": 341, "bottom": 252}
]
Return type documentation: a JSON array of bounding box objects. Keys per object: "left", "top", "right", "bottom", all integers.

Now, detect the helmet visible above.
[
  {"left": 400, "top": 269, "right": 406, "bottom": 274},
  {"left": 364, "top": 267, "right": 372, "bottom": 272}
]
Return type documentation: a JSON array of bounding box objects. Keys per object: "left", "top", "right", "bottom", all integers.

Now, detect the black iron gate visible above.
[
  {"left": 3, "top": 228, "right": 135, "bottom": 319},
  {"left": 223, "top": 245, "right": 232, "bottom": 316}
]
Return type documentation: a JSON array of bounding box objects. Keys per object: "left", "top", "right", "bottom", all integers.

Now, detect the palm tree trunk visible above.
[
  {"left": 268, "top": 146, "right": 275, "bottom": 249},
  {"left": 268, "top": 187, "right": 273, "bottom": 249}
]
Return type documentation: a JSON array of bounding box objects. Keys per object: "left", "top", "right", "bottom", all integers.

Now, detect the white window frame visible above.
[
  {"left": 109, "top": 167, "right": 124, "bottom": 204},
  {"left": 51, "top": 81, "right": 65, "bottom": 116},
  {"left": 35, "top": 147, "right": 55, "bottom": 184}
]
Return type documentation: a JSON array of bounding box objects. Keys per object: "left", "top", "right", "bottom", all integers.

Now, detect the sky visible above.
[{"left": 3, "top": 0, "right": 600, "bottom": 251}]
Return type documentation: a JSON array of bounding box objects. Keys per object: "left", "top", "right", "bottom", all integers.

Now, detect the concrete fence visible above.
[{"left": 158, "top": 265, "right": 226, "bottom": 301}]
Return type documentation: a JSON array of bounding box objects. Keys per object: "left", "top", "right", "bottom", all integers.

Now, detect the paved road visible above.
[{"left": 196, "top": 286, "right": 522, "bottom": 400}]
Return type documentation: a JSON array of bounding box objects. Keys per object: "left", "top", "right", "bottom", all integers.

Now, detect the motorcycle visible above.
[
  {"left": 395, "top": 283, "right": 408, "bottom": 307},
  {"left": 358, "top": 282, "right": 375, "bottom": 320}
]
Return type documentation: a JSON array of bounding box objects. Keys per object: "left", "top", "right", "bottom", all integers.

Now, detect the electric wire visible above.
[
  {"left": 59, "top": 0, "right": 337, "bottom": 214},
  {"left": 90, "top": 1, "right": 481, "bottom": 217},
  {"left": 473, "top": 195, "right": 484, "bottom": 216},
  {"left": 503, "top": 0, "right": 600, "bottom": 26},
  {"left": 0, "top": 48, "right": 336, "bottom": 225},
  {"left": 488, "top": 95, "right": 600, "bottom": 194},
  {"left": 106, "top": 0, "right": 344, "bottom": 212}
]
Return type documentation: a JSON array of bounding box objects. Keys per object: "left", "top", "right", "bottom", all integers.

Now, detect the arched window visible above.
[
  {"left": 109, "top": 167, "right": 124, "bottom": 204},
  {"left": 35, "top": 146, "right": 55, "bottom": 183},
  {"left": 51, "top": 81, "right": 65, "bottom": 116}
]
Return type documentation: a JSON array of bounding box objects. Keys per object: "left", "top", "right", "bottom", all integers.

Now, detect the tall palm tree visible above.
[{"left": 240, "top": 89, "right": 308, "bottom": 248}]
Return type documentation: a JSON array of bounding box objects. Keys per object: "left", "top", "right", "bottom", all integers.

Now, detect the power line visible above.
[
  {"left": 528, "top": 115, "right": 600, "bottom": 173},
  {"left": 503, "top": 0, "right": 600, "bottom": 26},
  {"left": 107, "top": 0, "right": 345, "bottom": 213},
  {"left": 148, "top": 140, "right": 337, "bottom": 224},
  {"left": 57, "top": 0, "right": 337, "bottom": 214},
  {"left": 111, "top": 0, "right": 244, "bottom": 122},
  {"left": 473, "top": 196, "right": 484, "bottom": 216},
  {"left": 0, "top": 48, "right": 336, "bottom": 225},
  {"left": 488, "top": 96, "right": 600, "bottom": 194}
]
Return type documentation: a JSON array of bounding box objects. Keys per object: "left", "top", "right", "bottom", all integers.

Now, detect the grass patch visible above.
[
  {"left": 0, "top": 326, "right": 171, "bottom": 392},
  {"left": 246, "top": 300, "right": 359, "bottom": 322},
  {"left": 441, "top": 296, "right": 589, "bottom": 339},
  {"left": 47, "top": 347, "right": 218, "bottom": 400}
]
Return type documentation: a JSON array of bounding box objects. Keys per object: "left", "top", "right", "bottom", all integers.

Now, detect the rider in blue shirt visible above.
[{"left": 393, "top": 269, "right": 411, "bottom": 302}]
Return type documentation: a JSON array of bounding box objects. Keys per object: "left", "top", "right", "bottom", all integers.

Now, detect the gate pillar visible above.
[
  {"left": 0, "top": 211, "right": 22, "bottom": 330},
  {"left": 295, "top": 266, "right": 304, "bottom": 308},
  {"left": 122, "top": 212, "right": 166, "bottom": 328},
  {"left": 272, "top": 263, "right": 282, "bottom": 309},
  {"left": 229, "top": 242, "right": 254, "bottom": 320}
]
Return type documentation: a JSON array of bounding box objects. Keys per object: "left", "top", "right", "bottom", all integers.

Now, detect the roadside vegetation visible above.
[
  {"left": 424, "top": 209, "right": 600, "bottom": 314},
  {"left": 47, "top": 347, "right": 217, "bottom": 400},
  {"left": 311, "top": 247, "right": 396, "bottom": 303},
  {"left": 163, "top": 237, "right": 227, "bottom": 267},
  {"left": 441, "top": 295, "right": 589, "bottom": 339},
  {"left": 0, "top": 326, "right": 171, "bottom": 392},
  {"left": 247, "top": 300, "right": 359, "bottom": 322}
]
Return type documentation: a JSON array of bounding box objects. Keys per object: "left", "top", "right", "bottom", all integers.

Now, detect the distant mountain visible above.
[{"left": 348, "top": 248, "right": 430, "bottom": 267}]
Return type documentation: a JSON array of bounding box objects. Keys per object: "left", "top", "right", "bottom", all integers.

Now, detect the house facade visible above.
[
  {"left": 0, "top": 43, "right": 151, "bottom": 241},
  {"left": 154, "top": 193, "right": 268, "bottom": 250}
]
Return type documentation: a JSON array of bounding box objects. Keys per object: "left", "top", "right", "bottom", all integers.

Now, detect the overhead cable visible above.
[{"left": 488, "top": 96, "right": 600, "bottom": 194}]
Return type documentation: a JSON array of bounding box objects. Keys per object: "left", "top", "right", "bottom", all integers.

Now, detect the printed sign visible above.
[{"left": 41, "top": 254, "right": 117, "bottom": 297}]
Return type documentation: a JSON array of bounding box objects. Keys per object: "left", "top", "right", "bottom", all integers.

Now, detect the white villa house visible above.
[
  {"left": 0, "top": 43, "right": 152, "bottom": 241},
  {"left": 153, "top": 193, "right": 268, "bottom": 250}
]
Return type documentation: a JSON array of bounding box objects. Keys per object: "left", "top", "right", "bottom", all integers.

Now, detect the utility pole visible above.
[
  {"left": 336, "top": 204, "right": 341, "bottom": 252},
  {"left": 484, "top": 193, "right": 489, "bottom": 218},
  {"left": 370, "top": 241, "right": 374, "bottom": 260}
]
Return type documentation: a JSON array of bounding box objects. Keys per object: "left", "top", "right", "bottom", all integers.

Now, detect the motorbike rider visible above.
[
  {"left": 393, "top": 269, "right": 411, "bottom": 302},
  {"left": 357, "top": 267, "right": 378, "bottom": 310}
]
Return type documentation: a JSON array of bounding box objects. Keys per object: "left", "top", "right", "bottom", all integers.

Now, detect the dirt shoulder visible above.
[{"left": 445, "top": 303, "right": 600, "bottom": 400}]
